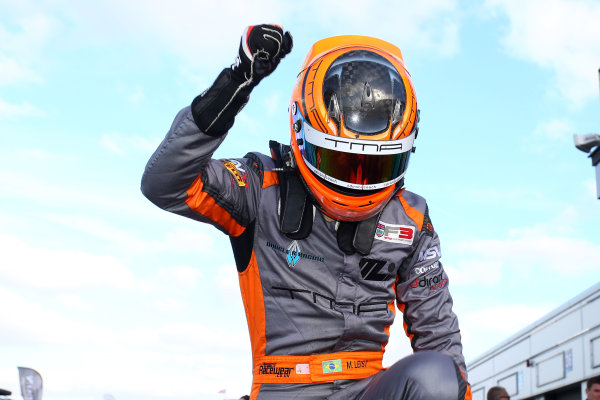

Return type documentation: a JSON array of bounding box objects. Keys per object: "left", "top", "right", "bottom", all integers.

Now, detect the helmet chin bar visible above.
[{"left": 296, "top": 165, "right": 401, "bottom": 222}]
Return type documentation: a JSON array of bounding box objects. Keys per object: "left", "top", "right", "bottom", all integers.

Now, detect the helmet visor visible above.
[{"left": 296, "top": 112, "right": 414, "bottom": 191}]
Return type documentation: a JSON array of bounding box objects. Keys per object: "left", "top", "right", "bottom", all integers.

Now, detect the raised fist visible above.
[{"left": 232, "top": 24, "right": 293, "bottom": 85}]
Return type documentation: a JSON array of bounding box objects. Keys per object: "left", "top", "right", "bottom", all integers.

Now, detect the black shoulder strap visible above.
[
  {"left": 336, "top": 209, "right": 383, "bottom": 256},
  {"left": 336, "top": 183, "right": 403, "bottom": 255},
  {"left": 269, "top": 141, "right": 313, "bottom": 240},
  {"left": 267, "top": 141, "right": 398, "bottom": 254}
]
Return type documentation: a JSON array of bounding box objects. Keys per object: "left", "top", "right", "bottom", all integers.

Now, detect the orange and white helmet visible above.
[{"left": 290, "top": 35, "right": 419, "bottom": 221}]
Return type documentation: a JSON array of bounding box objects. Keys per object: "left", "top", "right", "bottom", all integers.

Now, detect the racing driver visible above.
[{"left": 141, "top": 24, "right": 472, "bottom": 400}]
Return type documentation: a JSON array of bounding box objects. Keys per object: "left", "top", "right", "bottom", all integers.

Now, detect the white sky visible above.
[{"left": 1, "top": 0, "right": 600, "bottom": 399}]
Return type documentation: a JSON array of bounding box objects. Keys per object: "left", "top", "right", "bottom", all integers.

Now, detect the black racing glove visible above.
[
  {"left": 231, "top": 24, "right": 293, "bottom": 85},
  {"left": 191, "top": 24, "right": 293, "bottom": 136}
]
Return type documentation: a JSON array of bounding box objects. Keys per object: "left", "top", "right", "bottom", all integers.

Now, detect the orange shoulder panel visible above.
[
  {"left": 396, "top": 191, "right": 424, "bottom": 232},
  {"left": 262, "top": 170, "right": 279, "bottom": 189}
]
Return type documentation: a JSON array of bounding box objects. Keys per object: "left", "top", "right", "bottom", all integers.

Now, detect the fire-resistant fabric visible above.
[{"left": 141, "top": 107, "right": 469, "bottom": 400}]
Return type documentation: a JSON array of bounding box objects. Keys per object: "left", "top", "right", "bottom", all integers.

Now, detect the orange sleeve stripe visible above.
[
  {"left": 185, "top": 173, "right": 246, "bottom": 237},
  {"left": 397, "top": 191, "right": 424, "bottom": 232},
  {"left": 238, "top": 253, "right": 267, "bottom": 363}
]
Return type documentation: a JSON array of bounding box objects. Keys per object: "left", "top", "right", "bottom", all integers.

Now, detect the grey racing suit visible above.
[{"left": 141, "top": 106, "right": 470, "bottom": 400}]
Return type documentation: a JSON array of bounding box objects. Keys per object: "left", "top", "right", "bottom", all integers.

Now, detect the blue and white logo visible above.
[{"left": 286, "top": 240, "right": 301, "bottom": 268}]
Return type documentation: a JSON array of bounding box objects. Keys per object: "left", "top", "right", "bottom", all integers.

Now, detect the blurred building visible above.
[{"left": 467, "top": 282, "right": 600, "bottom": 400}]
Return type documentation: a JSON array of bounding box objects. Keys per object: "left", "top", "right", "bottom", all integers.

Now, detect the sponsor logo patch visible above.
[
  {"left": 322, "top": 359, "right": 342, "bottom": 374},
  {"left": 258, "top": 363, "right": 293, "bottom": 378},
  {"left": 414, "top": 261, "right": 440, "bottom": 275},
  {"left": 287, "top": 240, "right": 301, "bottom": 267},
  {"left": 374, "top": 222, "right": 414, "bottom": 245},
  {"left": 410, "top": 272, "right": 447, "bottom": 291},
  {"left": 359, "top": 258, "right": 394, "bottom": 281},
  {"left": 417, "top": 245, "right": 440, "bottom": 262},
  {"left": 223, "top": 160, "right": 247, "bottom": 187},
  {"left": 265, "top": 241, "right": 325, "bottom": 267}
]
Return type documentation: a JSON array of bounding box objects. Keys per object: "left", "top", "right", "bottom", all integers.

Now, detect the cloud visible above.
[
  {"left": 0, "top": 98, "right": 45, "bottom": 118},
  {"left": 100, "top": 132, "right": 158, "bottom": 155},
  {"left": 446, "top": 206, "right": 600, "bottom": 288},
  {"left": 15, "top": 0, "right": 288, "bottom": 67},
  {"left": 154, "top": 297, "right": 185, "bottom": 313},
  {"left": 459, "top": 235, "right": 599, "bottom": 275},
  {"left": 585, "top": 178, "right": 597, "bottom": 197},
  {"left": 291, "top": 0, "right": 461, "bottom": 57},
  {"left": 0, "top": 286, "right": 115, "bottom": 345},
  {"left": 485, "top": 0, "right": 600, "bottom": 106},
  {"left": 264, "top": 91, "right": 283, "bottom": 116},
  {"left": 0, "top": 167, "right": 180, "bottom": 225},
  {"left": 129, "top": 86, "right": 145, "bottom": 105},
  {"left": 0, "top": 12, "right": 58, "bottom": 86},
  {"left": 0, "top": 234, "right": 135, "bottom": 290},
  {"left": 0, "top": 284, "right": 252, "bottom": 396},
  {"left": 142, "top": 265, "right": 204, "bottom": 297},
  {"left": 461, "top": 303, "right": 553, "bottom": 361},
  {"left": 40, "top": 213, "right": 216, "bottom": 258},
  {"left": 55, "top": 293, "right": 90, "bottom": 310},
  {"left": 215, "top": 263, "right": 246, "bottom": 309},
  {"left": 533, "top": 118, "right": 574, "bottom": 142},
  {"left": 0, "top": 56, "right": 42, "bottom": 85},
  {"left": 3, "top": 0, "right": 463, "bottom": 78},
  {"left": 155, "top": 265, "right": 203, "bottom": 290},
  {"left": 100, "top": 134, "right": 124, "bottom": 154},
  {"left": 521, "top": 117, "right": 576, "bottom": 157},
  {"left": 1, "top": 147, "right": 60, "bottom": 160},
  {"left": 216, "top": 263, "right": 239, "bottom": 293},
  {"left": 446, "top": 258, "right": 503, "bottom": 286}
]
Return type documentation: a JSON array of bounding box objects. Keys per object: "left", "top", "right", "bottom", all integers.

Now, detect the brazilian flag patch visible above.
[{"left": 322, "top": 359, "right": 342, "bottom": 373}]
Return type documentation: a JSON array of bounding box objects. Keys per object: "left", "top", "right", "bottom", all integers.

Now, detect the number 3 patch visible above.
[{"left": 374, "top": 221, "right": 415, "bottom": 245}]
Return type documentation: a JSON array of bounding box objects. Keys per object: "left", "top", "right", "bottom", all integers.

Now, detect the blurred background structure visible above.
[{"left": 468, "top": 282, "right": 600, "bottom": 400}]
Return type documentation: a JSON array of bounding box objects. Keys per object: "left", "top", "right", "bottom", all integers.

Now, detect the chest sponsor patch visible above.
[{"left": 374, "top": 221, "right": 415, "bottom": 245}]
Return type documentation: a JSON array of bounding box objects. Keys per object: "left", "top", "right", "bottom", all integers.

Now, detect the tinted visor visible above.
[
  {"left": 303, "top": 141, "right": 410, "bottom": 190},
  {"left": 294, "top": 111, "right": 414, "bottom": 191}
]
